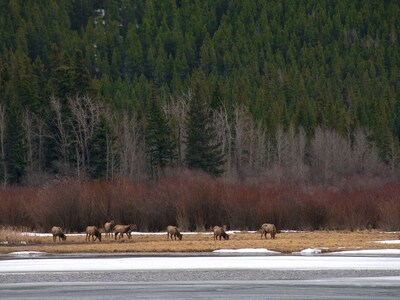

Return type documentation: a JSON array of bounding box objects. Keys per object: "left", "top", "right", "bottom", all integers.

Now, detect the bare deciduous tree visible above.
[
  {"left": 352, "top": 128, "right": 384, "bottom": 176},
  {"left": 69, "top": 95, "right": 101, "bottom": 177},
  {"left": 311, "top": 127, "right": 353, "bottom": 183},
  {"left": 163, "top": 91, "right": 190, "bottom": 166},
  {"left": 116, "top": 113, "right": 146, "bottom": 180},
  {"left": 213, "top": 105, "right": 232, "bottom": 176},
  {"left": 386, "top": 136, "right": 400, "bottom": 176},
  {"left": 50, "top": 97, "right": 73, "bottom": 175}
]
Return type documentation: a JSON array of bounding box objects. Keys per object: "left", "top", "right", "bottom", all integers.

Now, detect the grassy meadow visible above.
[{"left": 1, "top": 229, "right": 399, "bottom": 255}]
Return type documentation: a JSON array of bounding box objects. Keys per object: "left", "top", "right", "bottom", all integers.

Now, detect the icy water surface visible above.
[{"left": 1, "top": 253, "right": 400, "bottom": 299}]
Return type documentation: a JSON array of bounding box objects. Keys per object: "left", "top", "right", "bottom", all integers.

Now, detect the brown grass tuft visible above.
[{"left": 0, "top": 227, "right": 45, "bottom": 245}]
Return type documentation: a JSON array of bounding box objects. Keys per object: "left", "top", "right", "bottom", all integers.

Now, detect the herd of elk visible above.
[{"left": 51, "top": 222, "right": 278, "bottom": 243}]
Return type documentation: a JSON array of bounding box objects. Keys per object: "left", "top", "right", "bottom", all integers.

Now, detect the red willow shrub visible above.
[
  {"left": 0, "top": 186, "right": 37, "bottom": 229},
  {"left": 375, "top": 183, "right": 400, "bottom": 231},
  {"left": 1, "top": 175, "right": 400, "bottom": 232}
]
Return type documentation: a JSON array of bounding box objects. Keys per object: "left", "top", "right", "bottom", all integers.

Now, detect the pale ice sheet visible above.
[
  {"left": 330, "top": 249, "right": 400, "bottom": 255},
  {"left": 2, "top": 255, "right": 400, "bottom": 273}
]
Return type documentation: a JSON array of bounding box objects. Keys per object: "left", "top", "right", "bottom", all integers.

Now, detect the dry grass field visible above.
[{"left": 1, "top": 228, "right": 400, "bottom": 254}]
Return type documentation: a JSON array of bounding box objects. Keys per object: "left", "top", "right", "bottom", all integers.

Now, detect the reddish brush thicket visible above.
[{"left": 1, "top": 175, "right": 400, "bottom": 232}]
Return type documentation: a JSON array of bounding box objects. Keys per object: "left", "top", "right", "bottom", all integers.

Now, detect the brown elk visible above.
[
  {"left": 114, "top": 224, "right": 137, "bottom": 240},
  {"left": 51, "top": 226, "right": 67, "bottom": 242},
  {"left": 167, "top": 225, "right": 182, "bottom": 241},
  {"left": 213, "top": 226, "right": 229, "bottom": 240},
  {"left": 85, "top": 226, "right": 102, "bottom": 242},
  {"left": 260, "top": 223, "right": 276, "bottom": 239},
  {"left": 104, "top": 220, "right": 115, "bottom": 238}
]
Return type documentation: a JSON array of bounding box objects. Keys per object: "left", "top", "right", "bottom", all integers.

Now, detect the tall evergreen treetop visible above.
[
  {"left": 145, "top": 95, "right": 177, "bottom": 178},
  {"left": 185, "top": 84, "right": 225, "bottom": 176}
]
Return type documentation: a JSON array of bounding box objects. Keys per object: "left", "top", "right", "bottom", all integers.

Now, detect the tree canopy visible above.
[{"left": 0, "top": 0, "right": 399, "bottom": 183}]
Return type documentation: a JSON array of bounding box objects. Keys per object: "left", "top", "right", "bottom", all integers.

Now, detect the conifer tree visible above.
[
  {"left": 184, "top": 84, "right": 225, "bottom": 176},
  {"left": 4, "top": 98, "right": 26, "bottom": 184},
  {"left": 73, "top": 49, "right": 94, "bottom": 97},
  {"left": 145, "top": 96, "right": 176, "bottom": 178},
  {"left": 89, "top": 116, "right": 110, "bottom": 179}
]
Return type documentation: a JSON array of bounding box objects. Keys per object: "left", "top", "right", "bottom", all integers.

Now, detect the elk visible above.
[
  {"left": 85, "top": 226, "right": 102, "bottom": 242},
  {"left": 51, "top": 226, "right": 67, "bottom": 242},
  {"left": 167, "top": 225, "right": 182, "bottom": 241},
  {"left": 213, "top": 226, "right": 229, "bottom": 240},
  {"left": 114, "top": 224, "right": 137, "bottom": 240},
  {"left": 260, "top": 223, "right": 276, "bottom": 239},
  {"left": 104, "top": 220, "right": 115, "bottom": 238}
]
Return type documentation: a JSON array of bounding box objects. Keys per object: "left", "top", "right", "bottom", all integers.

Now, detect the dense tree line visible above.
[{"left": 0, "top": 0, "right": 399, "bottom": 184}]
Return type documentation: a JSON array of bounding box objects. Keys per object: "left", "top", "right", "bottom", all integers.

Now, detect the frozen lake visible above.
[{"left": 1, "top": 253, "right": 400, "bottom": 299}]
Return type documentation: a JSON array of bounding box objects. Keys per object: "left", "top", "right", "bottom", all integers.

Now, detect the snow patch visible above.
[
  {"left": 8, "top": 251, "right": 46, "bottom": 257},
  {"left": 23, "top": 232, "right": 84, "bottom": 237},
  {"left": 295, "top": 248, "right": 322, "bottom": 255},
  {"left": 375, "top": 240, "right": 400, "bottom": 244},
  {"left": 213, "top": 248, "right": 280, "bottom": 254}
]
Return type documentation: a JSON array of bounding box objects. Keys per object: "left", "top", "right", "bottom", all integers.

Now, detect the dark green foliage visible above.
[
  {"left": 185, "top": 84, "right": 225, "bottom": 176},
  {"left": 145, "top": 96, "right": 176, "bottom": 178},
  {"left": 89, "top": 116, "right": 110, "bottom": 179},
  {"left": 72, "top": 49, "right": 94, "bottom": 97},
  {"left": 3, "top": 99, "right": 26, "bottom": 184},
  {"left": 0, "top": 0, "right": 399, "bottom": 182}
]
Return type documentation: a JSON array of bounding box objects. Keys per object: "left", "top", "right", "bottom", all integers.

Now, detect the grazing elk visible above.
[
  {"left": 85, "top": 226, "right": 102, "bottom": 242},
  {"left": 167, "top": 225, "right": 182, "bottom": 241},
  {"left": 213, "top": 226, "right": 229, "bottom": 240},
  {"left": 51, "top": 226, "right": 67, "bottom": 242},
  {"left": 114, "top": 224, "right": 137, "bottom": 240},
  {"left": 104, "top": 220, "right": 115, "bottom": 238},
  {"left": 260, "top": 223, "right": 276, "bottom": 239}
]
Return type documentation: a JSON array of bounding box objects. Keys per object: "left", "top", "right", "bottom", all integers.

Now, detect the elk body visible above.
[
  {"left": 85, "top": 226, "right": 102, "bottom": 242},
  {"left": 51, "top": 226, "right": 67, "bottom": 242},
  {"left": 260, "top": 223, "right": 276, "bottom": 239},
  {"left": 114, "top": 224, "right": 137, "bottom": 240},
  {"left": 104, "top": 220, "right": 115, "bottom": 238},
  {"left": 166, "top": 225, "right": 182, "bottom": 240},
  {"left": 213, "top": 226, "right": 229, "bottom": 240}
]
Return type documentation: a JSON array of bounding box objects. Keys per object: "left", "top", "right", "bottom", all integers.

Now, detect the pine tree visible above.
[
  {"left": 145, "top": 96, "right": 176, "bottom": 178},
  {"left": 184, "top": 84, "right": 225, "bottom": 176},
  {"left": 72, "top": 49, "right": 94, "bottom": 97},
  {"left": 89, "top": 116, "right": 111, "bottom": 179},
  {"left": 4, "top": 98, "right": 26, "bottom": 184}
]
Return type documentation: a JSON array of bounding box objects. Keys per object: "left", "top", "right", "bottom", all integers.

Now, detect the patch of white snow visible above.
[
  {"left": 213, "top": 248, "right": 280, "bottom": 254},
  {"left": 295, "top": 248, "right": 322, "bottom": 255},
  {"left": 375, "top": 240, "right": 400, "bottom": 244},
  {"left": 8, "top": 251, "right": 46, "bottom": 257}
]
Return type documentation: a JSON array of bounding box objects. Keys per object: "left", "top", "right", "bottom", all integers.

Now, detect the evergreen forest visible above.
[{"left": 0, "top": 0, "right": 399, "bottom": 186}]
